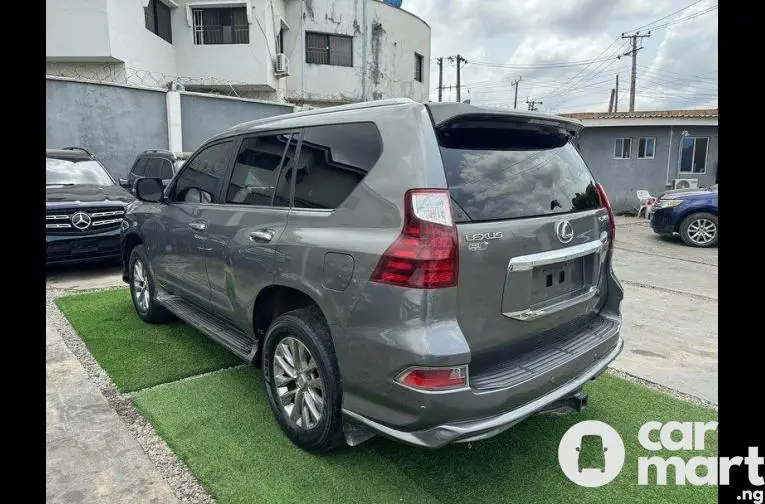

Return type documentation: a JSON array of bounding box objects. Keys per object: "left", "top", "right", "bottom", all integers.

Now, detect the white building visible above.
[{"left": 46, "top": 0, "right": 431, "bottom": 106}]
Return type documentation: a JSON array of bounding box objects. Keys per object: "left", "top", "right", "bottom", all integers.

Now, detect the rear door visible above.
[
  {"left": 200, "top": 131, "right": 298, "bottom": 327},
  {"left": 432, "top": 112, "right": 611, "bottom": 361}
]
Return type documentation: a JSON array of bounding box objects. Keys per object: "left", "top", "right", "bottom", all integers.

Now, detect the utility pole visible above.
[
  {"left": 526, "top": 98, "right": 542, "bottom": 111},
  {"left": 437, "top": 57, "right": 444, "bottom": 102},
  {"left": 621, "top": 31, "right": 651, "bottom": 112},
  {"left": 448, "top": 54, "right": 467, "bottom": 102},
  {"left": 614, "top": 74, "right": 619, "bottom": 112},
  {"left": 511, "top": 76, "right": 522, "bottom": 109},
  {"left": 608, "top": 89, "right": 615, "bottom": 113}
]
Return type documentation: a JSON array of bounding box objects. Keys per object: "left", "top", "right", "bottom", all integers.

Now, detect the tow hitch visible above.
[{"left": 539, "top": 390, "right": 589, "bottom": 416}]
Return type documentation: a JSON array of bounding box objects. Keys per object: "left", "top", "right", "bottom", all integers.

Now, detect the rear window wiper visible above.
[{"left": 46, "top": 183, "right": 76, "bottom": 186}]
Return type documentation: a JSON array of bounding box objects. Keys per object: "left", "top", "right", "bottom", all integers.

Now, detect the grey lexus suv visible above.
[{"left": 121, "top": 99, "right": 624, "bottom": 452}]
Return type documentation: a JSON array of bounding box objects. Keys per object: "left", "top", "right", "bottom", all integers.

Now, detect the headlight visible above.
[{"left": 658, "top": 199, "right": 684, "bottom": 208}]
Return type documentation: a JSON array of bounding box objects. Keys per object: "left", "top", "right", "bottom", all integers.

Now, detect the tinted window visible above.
[
  {"left": 144, "top": 158, "right": 162, "bottom": 178},
  {"left": 47, "top": 158, "right": 115, "bottom": 186},
  {"left": 159, "top": 159, "right": 174, "bottom": 179},
  {"left": 438, "top": 122, "right": 598, "bottom": 222},
  {"left": 289, "top": 123, "right": 381, "bottom": 209},
  {"left": 226, "top": 134, "right": 292, "bottom": 206},
  {"left": 132, "top": 158, "right": 148, "bottom": 177},
  {"left": 172, "top": 142, "right": 233, "bottom": 203}
]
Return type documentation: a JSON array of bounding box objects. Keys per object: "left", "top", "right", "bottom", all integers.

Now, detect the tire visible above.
[
  {"left": 262, "top": 306, "right": 345, "bottom": 453},
  {"left": 679, "top": 212, "right": 718, "bottom": 248},
  {"left": 128, "top": 245, "right": 174, "bottom": 323}
]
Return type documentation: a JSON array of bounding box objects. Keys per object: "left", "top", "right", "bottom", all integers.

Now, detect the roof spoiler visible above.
[{"left": 425, "top": 103, "right": 583, "bottom": 139}]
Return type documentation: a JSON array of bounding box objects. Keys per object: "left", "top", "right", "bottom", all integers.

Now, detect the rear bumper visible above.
[
  {"left": 46, "top": 228, "right": 122, "bottom": 265},
  {"left": 344, "top": 336, "right": 623, "bottom": 448}
]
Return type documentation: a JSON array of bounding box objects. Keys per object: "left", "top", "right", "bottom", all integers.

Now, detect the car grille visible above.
[{"left": 46, "top": 206, "right": 125, "bottom": 234}]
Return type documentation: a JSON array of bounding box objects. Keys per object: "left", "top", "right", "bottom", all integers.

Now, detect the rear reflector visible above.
[
  {"left": 595, "top": 183, "right": 615, "bottom": 249},
  {"left": 397, "top": 366, "right": 468, "bottom": 391},
  {"left": 370, "top": 189, "right": 459, "bottom": 288}
]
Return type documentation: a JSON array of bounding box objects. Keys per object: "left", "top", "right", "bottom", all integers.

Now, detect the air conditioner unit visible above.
[
  {"left": 672, "top": 178, "right": 699, "bottom": 189},
  {"left": 275, "top": 53, "right": 289, "bottom": 75}
]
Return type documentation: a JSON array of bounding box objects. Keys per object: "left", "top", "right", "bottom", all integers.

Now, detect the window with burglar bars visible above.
[
  {"left": 144, "top": 0, "right": 172, "bottom": 43},
  {"left": 192, "top": 7, "right": 249, "bottom": 45},
  {"left": 305, "top": 32, "right": 353, "bottom": 67},
  {"left": 414, "top": 53, "right": 423, "bottom": 82}
]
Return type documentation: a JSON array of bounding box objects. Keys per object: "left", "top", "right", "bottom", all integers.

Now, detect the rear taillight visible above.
[
  {"left": 595, "top": 183, "right": 615, "bottom": 249},
  {"left": 396, "top": 366, "right": 468, "bottom": 391},
  {"left": 370, "top": 189, "right": 458, "bottom": 288}
]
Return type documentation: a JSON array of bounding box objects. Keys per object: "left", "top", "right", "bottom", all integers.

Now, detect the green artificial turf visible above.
[
  {"left": 133, "top": 368, "right": 718, "bottom": 504},
  {"left": 55, "top": 289, "right": 242, "bottom": 392}
]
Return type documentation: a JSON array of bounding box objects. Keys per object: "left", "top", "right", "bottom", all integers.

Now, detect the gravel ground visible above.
[
  {"left": 48, "top": 284, "right": 716, "bottom": 504},
  {"left": 47, "top": 286, "right": 216, "bottom": 504}
]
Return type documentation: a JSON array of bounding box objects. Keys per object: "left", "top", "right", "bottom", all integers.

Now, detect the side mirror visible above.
[
  {"left": 135, "top": 177, "right": 165, "bottom": 203},
  {"left": 119, "top": 178, "right": 130, "bottom": 188}
]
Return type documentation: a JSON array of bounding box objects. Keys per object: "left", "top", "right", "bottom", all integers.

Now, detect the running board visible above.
[{"left": 156, "top": 295, "right": 256, "bottom": 361}]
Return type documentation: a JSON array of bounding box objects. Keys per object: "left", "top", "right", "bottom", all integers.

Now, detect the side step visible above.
[{"left": 156, "top": 295, "right": 256, "bottom": 361}]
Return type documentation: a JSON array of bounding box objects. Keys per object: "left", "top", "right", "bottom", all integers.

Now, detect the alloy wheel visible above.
[
  {"left": 272, "top": 337, "right": 325, "bottom": 429},
  {"left": 132, "top": 259, "right": 150, "bottom": 312},
  {"left": 687, "top": 218, "right": 717, "bottom": 246}
]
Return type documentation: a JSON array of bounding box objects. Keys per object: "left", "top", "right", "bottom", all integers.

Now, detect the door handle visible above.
[
  {"left": 249, "top": 229, "right": 275, "bottom": 243},
  {"left": 189, "top": 221, "right": 207, "bottom": 231}
]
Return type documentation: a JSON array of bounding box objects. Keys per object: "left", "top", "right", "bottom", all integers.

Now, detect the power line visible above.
[
  {"left": 641, "top": 5, "right": 717, "bottom": 32},
  {"left": 629, "top": 0, "right": 706, "bottom": 32},
  {"left": 541, "top": 42, "right": 630, "bottom": 109},
  {"left": 468, "top": 56, "right": 620, "bottom": 69}
]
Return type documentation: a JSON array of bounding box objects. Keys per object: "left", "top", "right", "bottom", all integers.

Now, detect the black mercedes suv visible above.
[{"left": 46, "top": 148, "right": 135, "bottom": 265}]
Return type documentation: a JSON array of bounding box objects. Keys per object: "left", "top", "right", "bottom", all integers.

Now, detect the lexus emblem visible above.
[
  {"left": 71, "top": 211, "right": 92, "bottom": 230},
  {"left": 555, "top": 220, "right": 574, "bottom": 244}
]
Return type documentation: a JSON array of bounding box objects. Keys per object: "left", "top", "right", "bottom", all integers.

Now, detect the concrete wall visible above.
[
  {"left": 173, "top": 0, "right": 275, "bottom": 89},
  {"left": 47, "top": 0, "right": 113, "bottom": 61},
  {"left": 46, "top": 78, "right": 168, "bottom": 178},
  {"left": 283, "top": 0, "right": 430, "bottom": 104},
  {"left": 47, "top": 0, "right": 431, "bottom": 106},
  {"left": 180, "top": 92, "right": 294, "bottom": 150},
  {"left": 578, "top": 125, "right": 719, "bottom": 213},
  {"left": 369, "top": 0, "right": 430, "bottom": 102},
  {"left": 108, "top": 0, "right": 178, "bottom": 76},
  {"left": 46, "top": 77, "right": 294, "bottom": 178}
]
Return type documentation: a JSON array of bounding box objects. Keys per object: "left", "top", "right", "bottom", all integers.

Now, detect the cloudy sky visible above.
[{"left": 403, "top": 0, "right": 718, "bottom": 113}]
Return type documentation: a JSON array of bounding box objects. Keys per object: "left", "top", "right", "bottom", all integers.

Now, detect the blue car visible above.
[{"left": 651, "top": 184, "right": 718, "bottom": 247}]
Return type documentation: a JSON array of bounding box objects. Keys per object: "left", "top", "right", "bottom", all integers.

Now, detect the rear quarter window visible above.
[
  {"left": 290, "top": 122, "right": 382, "bottom": 209},
  {"left": 438, "top": 122, "right": 599, "bottom": 223}
]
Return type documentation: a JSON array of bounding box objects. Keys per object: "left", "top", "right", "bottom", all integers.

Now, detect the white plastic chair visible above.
[{"left": 635, "top": 190, "right": 656, "bottom": 219}]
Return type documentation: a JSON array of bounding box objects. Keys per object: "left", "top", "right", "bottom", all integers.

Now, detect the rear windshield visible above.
[{"left": 437, "top": 122, "right": 599, "bottom": 223}]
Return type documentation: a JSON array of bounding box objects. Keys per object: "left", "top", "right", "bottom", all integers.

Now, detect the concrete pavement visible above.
[
  {"left": 610, "top": 216, "right": 718, "bottom": 404},
  {"left": 46, "top": 321, "right": 179, "bottom": 504}
]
